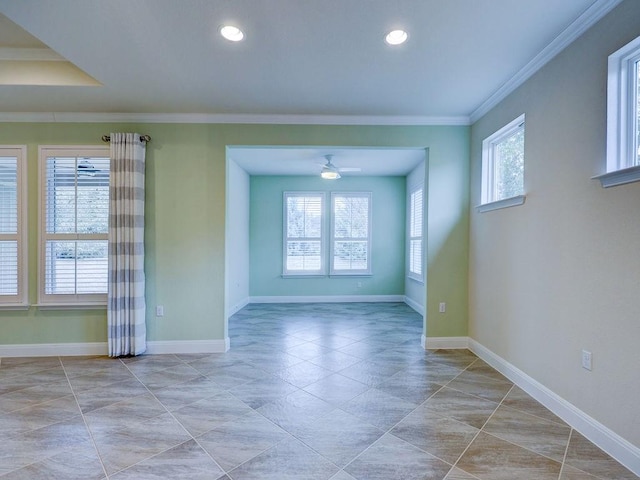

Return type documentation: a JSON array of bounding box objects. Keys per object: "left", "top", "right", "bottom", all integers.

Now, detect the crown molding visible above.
[
  {"left": 470, "top": 0, "right": 624, "bottom": 123},
  {"left": 0, "top": 111, "right": 470, "bottom": 126}
]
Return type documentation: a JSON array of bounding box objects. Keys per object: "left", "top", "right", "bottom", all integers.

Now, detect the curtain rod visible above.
[{"left": 101, "top": 134, "right": 151, "bottom": 143}]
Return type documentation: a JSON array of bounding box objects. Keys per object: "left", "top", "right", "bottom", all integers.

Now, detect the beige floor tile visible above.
[
  {"left": 1, "top": 304, "right": 636, "bottom": 479},
  {"left": 482, "top": 404, "right": 571, "bottom": 462},
  {"left": 456, "top": 431, "right": 562, "bottom": 480},
  {"left": 564, "top": 431, "right": 638, "bottom": 480}
]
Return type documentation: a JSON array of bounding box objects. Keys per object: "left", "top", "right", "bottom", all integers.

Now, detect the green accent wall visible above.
[
  {"left": 250, "top": 175, "right": 406, "bottom": 297},
  {"left": 0, "top": 122, "right": 469, "bottom": 344}
]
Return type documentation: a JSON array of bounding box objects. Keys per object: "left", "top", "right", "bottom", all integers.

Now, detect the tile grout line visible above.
[
  {"left": 458, "top": 375, "right": 576, "bottom": 469},
  {"left": 229, "top": 306, "right": 430, "bottom": 475},
  {"left": 221, "top": 387, "right": 344, "bottom": 478},
  {"left": 445, "top": 381, "right": 514, "bottom": 477},
  {"left": 233, "top": 309, "right": 467, "bottom": 477},
  {"left": 115, "top": 354, "right": 230, "bottom": 479},
  {"left": 268, "top": 343, "right": 475, "bottom": 475},
  {"left": 557, "top": 428, "right": 575, "bottom": 480},
  {"left": 450, "top": 380, "right": 572, "bottom": 476},
  {"left": 221, "top": 353, "right": 361, "bottom": 477},
  {"left": 555, "top": 430, "right": 611, "bottom": 480},
  {"left": 60, "top": 355, "right": 111, "bottom": 480},
  {"left": 224, "top": 329, "right": 405, "bottom": 477},
  {"left": 0, "top": 358, "right": 86, "bottom": 477},
  {"left": 328, "top": 360, "right": 462, "bottom": 475},
  {"left": 412, "top": 355, "right": 495, "bottom": 479}
]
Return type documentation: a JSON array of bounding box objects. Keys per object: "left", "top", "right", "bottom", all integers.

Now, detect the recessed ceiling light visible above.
[
  {"left": 385, "top": 29, "right": 408, "bottom": 46},
  {"left": 220, "top": 25, "right": 244, "bottom": 42}
]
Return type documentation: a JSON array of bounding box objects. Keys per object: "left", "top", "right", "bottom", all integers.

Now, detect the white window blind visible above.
[
  {"left": 0, "top": 147, "right": 27, "bottom": 305},
  {"left": 39, "top": 147, "right": 110, "bottom": 304},
  {"left": 283, "top": 192, "right": 325, "bottom": 275},
  {"left": 331, "top": 192, "right": 371, "bottom": 275},
  {"left": 409, "top": 185, "right": 423, "bottom": 279}
]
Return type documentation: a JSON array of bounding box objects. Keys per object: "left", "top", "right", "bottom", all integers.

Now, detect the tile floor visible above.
[{"left": 0, "top": 302, "right": 637, "bottom": 479}]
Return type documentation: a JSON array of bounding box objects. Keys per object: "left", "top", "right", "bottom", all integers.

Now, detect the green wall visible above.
[
  {"left": 250, "top": 175, "right": 406, "bottom": 297},
  {"left": 0, "top": 122, "right": 469, "bottom": 345}
]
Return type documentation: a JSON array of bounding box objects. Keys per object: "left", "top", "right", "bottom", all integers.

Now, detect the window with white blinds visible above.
[
  {"left": 39, "top": 146, "right": 110, "bottom": 304},
  {"left": 331, "top": 192, "right": 371, "bottom": 275},
  {"left": 283, "top": 192, "right": 326, "bottom": 275},
  {"left": 0, "top": 146, "right": 27, "bottom": 306},
  {"left": 408, "top": 185, "right": 424, "bottom": 281}
]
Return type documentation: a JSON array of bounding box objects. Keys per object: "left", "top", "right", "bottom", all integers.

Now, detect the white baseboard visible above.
[
  {"left": 0, "top": 338, "right": 230, "bottom": 357},
  {"left": 226, "top": 297, "right": 250, "bottom": 318},
  {"left": 468, "top": 339, "right": 640, "bottom": 476},
  {"left": 403, "top": 296, "right": 424, "bottom": 315},
  {"left": 146, "top": 338, "right": 230, "bottom": 354},
  {"left": 0, "top": 342, "right": 108, "bottom": 357},
  {"left": 422, "top": 335, "right": 470, "bottom": 350},
  {"left": 249, "top": 295, "right": 405, "bottom": 303}
]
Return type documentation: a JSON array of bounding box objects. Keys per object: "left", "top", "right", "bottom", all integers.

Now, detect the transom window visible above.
[
  {"left": 0, "top": 146, "right": 27, "bottom": 307},
  {"left": 39, "top": 146, "right": 110, "bottom": 305},
  {"left": 481, "top": 114, "right": 525, "bottom": 205},
  {"left": 600, "top": 35, "right": 640, "bottom": 187}
]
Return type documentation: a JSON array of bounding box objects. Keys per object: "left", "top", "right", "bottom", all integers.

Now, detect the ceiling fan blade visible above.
[{"left": 338, "top": 167, "right": 361, "bottom": 172}]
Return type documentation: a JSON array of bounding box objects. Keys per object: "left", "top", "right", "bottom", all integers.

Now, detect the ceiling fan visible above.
[{"left": 320, "top": 154, "right": 361, "bottom": 179}]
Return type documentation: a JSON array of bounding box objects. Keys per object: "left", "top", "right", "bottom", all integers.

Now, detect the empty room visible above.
[{"left": 0, "top": 1, "right": 638, "bottom": 479}]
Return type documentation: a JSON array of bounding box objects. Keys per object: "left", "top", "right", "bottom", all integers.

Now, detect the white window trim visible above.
[
  {"left": 330, "top": 192, "right": 372, "bottom": 276},
  {"left": 479, "top": 113, "right": 526, "bottom": 211},
  {"left": 282, "top": 191, "right": 326, "bottom": 276},
  {"left": 476, "top": 194, "right": 526, "bottom": 213},
  {"left": 38, "top": 145, "right": 110, "bottom": 306},
  {"left": 0, "top": 145, "right": 28, "bottom": 308},
  {"left": 407, "top": 183, "right": 424, "bottom": 283},
  {"left": 595, "top": 35, "right": 640, "bottom": 188}
]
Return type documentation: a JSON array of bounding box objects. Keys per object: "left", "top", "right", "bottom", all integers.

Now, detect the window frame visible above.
[
  {"left": 479, "top": 113, "right": 526, "bottom": 212},
  {"left": 38, "top": 145, "right": 111, "bottom": 307},
  {"left": 407, "top": 184, "right": 424, "bottom": 282},
  {"left": 0, "top": 146, "right": 28, "bottom": 308},
  {"left": 597, "top": 35, "right": 640, "bottom": 187},
  {"left": 282, "top": 191, "right": 326, "bottom": 277},
  {"left": 330, "top": 191, "right": 372, "bottom": 276}
]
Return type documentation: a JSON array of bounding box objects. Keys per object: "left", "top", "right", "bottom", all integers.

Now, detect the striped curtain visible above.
[{"left": 107, "top": 133, "right": 146, "bottom": 357}]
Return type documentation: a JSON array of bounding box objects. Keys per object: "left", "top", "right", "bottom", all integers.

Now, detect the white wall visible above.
[
  {"left": 225, "top": 158, "right": 251, "bottom": 321},
  {"left": 405, "top": 160, "right": 426, "bottom": 313},
  {"left": 469, "top": 0, "right": 640, "bottom": 448}
]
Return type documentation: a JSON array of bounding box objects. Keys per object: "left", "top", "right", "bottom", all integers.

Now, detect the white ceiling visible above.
[
  {"left": 0, "top": 0, "right": 616, "bottom": 120},
  {"left": 0, "top": 0, "right": 620, "bottom": 175},
  {"left": 228, "top": 146, "right": 426, "bottom": 176}
]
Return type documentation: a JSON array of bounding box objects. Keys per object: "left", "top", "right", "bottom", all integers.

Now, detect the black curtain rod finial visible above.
[{"left": 102, "top": 134, "right": 151, "bottom": 143}]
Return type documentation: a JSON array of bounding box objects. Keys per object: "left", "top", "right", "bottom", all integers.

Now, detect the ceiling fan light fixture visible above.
[
  {"left": 321, "top": 155, "right": 341, "bottom": 179},
  {"left": 220, "top": 25, "right": 244, "bottom": 42},
  {"left": 321, "top": 169, "right": 341, "bottom": 180},
  {"left": 385, "top": 29, "right": 408, "bottom": 46}
]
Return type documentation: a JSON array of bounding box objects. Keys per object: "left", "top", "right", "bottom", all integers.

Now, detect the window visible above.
[
  {"left": 479, "top": 114, "right": 526, "bottom": 211},
  {"left": 283, "top": 192, "right": 325, "bottom": 275},
  {"left": 408, "top": 185, "right": 423, "bottom": 281},
  {"left": 331, "top": 192, "right": 371, "bottom": 275},
  {"left": 0, "top": 146, "right": 27, "bottom": 307},
  {"left": 599, "top": 35, "right": 640, "bottom": 187},
  {"left": 39, "top": 146, "right": 110, "bottom": 305}
]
